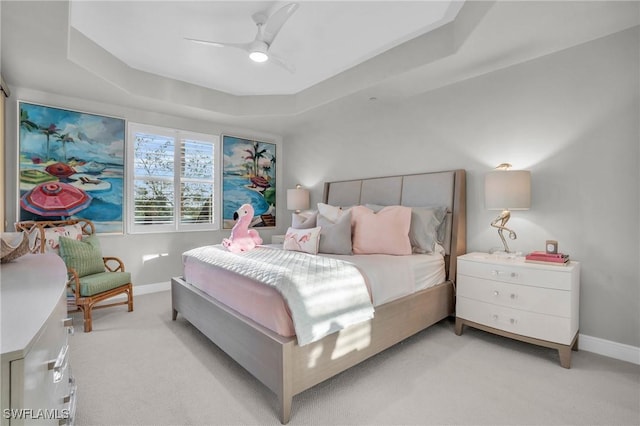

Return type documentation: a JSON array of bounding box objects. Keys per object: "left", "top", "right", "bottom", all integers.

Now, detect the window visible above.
[{"left": 127, "top": 123, "right": 219, "bottom": 233}]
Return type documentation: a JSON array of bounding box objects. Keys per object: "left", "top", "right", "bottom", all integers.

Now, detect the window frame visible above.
[{"left": 127, "top": 122, "right": 220, "bottom": 234}]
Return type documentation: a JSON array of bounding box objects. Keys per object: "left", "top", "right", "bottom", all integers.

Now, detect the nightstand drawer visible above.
[
  {"left": 457, "top": 275, "right": 571, "bottom": 317},
  {"left": 458, "top": 259, "right": 573, "bottom": 291},
  {"left": 456, "top": 297, "right": 575, "bottom": 344}
]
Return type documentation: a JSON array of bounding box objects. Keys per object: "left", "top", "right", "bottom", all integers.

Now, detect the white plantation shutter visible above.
[
  {"left": 128, "top": 123, "right": 219, "bottom": 233},
  {"left": 179, "top": 137, "right": 215, "bottom": 228},
  {"left": 132, "top": 131, "right": 175, "bottom": 228}
]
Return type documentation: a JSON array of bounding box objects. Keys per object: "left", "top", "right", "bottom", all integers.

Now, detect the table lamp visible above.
[
  {"left": 485, "top": 163, "right": 531, "bottom": 253},
  {"left": 286, "top": 184, "right": 309, "bottom": 214}
]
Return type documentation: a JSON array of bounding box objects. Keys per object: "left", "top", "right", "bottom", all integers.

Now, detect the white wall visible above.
[
  {"left": 282, "top": 28, "right": 640, "bottom": 348},
  {"left": 2, "top": 1, "right": 637, "bottom": 350}
]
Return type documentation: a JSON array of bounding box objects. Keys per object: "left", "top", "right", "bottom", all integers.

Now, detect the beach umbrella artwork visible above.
[
  {"left": 21, "top": 182, "right": 92, "bottom": 217},
  {"left": 45, "top": 162, "right": 76, "bottom": 178}
]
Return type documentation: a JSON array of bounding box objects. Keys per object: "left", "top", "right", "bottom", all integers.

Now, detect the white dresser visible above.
[
  {"left": 455, "top": 252, "right": 580, "bottom": 368},
  {"left": 1, "top": 254, "right": 76, "bottom": 425}
]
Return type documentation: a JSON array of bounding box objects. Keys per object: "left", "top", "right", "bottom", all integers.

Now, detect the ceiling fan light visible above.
[{"left": 249, "top": 50, "right": 269, "bottom": 63}]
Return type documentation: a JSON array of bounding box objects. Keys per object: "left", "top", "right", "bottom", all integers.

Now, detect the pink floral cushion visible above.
[
  {"left": 29, "top": 224, "right": 84, "bottom": 254},
  {"left": 283, "top": 227, "right": 321, "bottom": 255},
  {"left": 351, "top": 205, "right": 412, "bottom": 255}
]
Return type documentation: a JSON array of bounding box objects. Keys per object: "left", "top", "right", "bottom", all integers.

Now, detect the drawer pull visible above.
[
  {"left": 491, "top": 270, "right": 519, "bottom": 279},
  {"left": 63, "top": 318, "right": 74, "bottom": 335},
  {"left": 493, "top": 291, "right": 499, "bottom": 297},
  {"left": 510, "top": 293, "right": 518, "bottom": 300},
  {"left": 48, "top": 344, "right": 69, "bottom": 383},
  {"left": 510, "top": 318, "right": 517, "bottom": 325}
]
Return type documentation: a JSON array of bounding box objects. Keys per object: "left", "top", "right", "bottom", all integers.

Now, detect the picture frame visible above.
[
  {"left": 18, "top": 101, "right": 126, "bottom": 233},
  {"left": 222, "top": 135, "right": 276, "bottom": 229}
]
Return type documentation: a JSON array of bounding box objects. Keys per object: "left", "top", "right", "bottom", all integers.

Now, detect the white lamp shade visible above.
[
  {"left": 485, "top": 170, "right": 531, "bottom": 210},
  {"left": 287, "top": 187, "right": 309, "bottom": 211}
]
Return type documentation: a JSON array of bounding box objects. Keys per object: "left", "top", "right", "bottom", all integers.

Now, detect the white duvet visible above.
[{"left": 182, "top": 245, "right": 374, "bottom": 346}]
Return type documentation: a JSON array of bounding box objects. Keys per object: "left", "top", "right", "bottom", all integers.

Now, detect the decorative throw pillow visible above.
[
  {"left": 282, "top": 226, "right": 321, "bottom": 255},
  {"left": 58, "top": 235, "right": 105, "bottom": 277},
  {"left": 317, "top": 203, "right": 348, "bottom": 223},
  {"left": 291, "top": 210, "right": 318, "bottom": 229},
  {"left": 408, "top": 206, "right": 448, "bottom": 253},
  {"left": 351, "top": 205, "right": 412, "bottom": 255},
  {"left": 366, "top": 204, "right": 447, "bottom": 254},
  {"left": 30, "top": 224, "right": 83, "bottom": 254},
  {"left": 317, "top": 210, "right": 352, "bottom": 255}
]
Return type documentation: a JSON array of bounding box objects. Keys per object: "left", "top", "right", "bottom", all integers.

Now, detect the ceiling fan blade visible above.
[
  {"left": 185, "top": 37, "right": 250, "bottom": 52},
  {"left": 261, "top": 3, "right": 299, "bottom": 45},
  {"left": 268, "top": 53, "right": 296, "bottom": 74}
]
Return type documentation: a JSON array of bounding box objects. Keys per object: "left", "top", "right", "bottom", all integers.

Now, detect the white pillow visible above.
[
  {"left": 283, "top": 227, "right": 321, "bottom": 255},
  {"left": 28, "top": 223, "right": 83, "bottom": 254},
  {"left": 317, "top": 203, "right": 349, "bottom": 223}
]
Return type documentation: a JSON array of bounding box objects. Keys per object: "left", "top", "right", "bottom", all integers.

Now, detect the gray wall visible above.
[{"left": 281, "top": 28, "right": 640, "bottom": 348}]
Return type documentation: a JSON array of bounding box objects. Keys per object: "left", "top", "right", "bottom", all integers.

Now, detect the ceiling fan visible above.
[{"left": 186, "top": 3, "right": 299, "bottom": 73}]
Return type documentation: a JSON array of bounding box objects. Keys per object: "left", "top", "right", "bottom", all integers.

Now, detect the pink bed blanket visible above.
[{"left": 182, "top": 245, "right": 374, "bottom": 346}]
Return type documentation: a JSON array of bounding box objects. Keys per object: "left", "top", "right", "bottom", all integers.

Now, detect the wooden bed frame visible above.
[{"left": 171, "top": 169, "right": 466, "bottom": 423}]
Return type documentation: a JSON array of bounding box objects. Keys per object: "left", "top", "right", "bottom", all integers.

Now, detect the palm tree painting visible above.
[
  {"left": 222, "top": 135, "right": 277, "bottom": 229},
  {"left": 18, "top": 102, "right": 125, "bottom": 233}
]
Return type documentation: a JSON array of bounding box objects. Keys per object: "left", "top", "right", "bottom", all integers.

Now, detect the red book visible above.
[
  {"left": 527, "top": 251, "right": 569, "bottom": 259},
  {"left": 525, "top": 255, "right": 568, "bottom": 263}
]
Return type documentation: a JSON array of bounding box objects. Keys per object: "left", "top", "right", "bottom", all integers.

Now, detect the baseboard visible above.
[
  {"left": 579, "top": 333, "right": 640, "bottom": 365},
  {"left": 127, "top": 282, "right": 640, "bottom": 365},
  {"left": 134, "top": 281, "right": 171, "bottom": 296}
]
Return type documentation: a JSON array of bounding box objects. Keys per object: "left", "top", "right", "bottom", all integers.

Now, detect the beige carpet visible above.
[{"left": 69, "top": 291, "right": 639, "bottom": 425}]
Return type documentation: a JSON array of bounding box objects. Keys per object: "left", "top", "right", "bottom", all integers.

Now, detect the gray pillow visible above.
[
  {"left": 317, "top": 210, "right": 352, "bottom": 255},
  {"left": 291, "top": 211, "right": 317, "bottom": 229},
  {"left": 409, "top": 206, "right": 447, "bottom": 253}
]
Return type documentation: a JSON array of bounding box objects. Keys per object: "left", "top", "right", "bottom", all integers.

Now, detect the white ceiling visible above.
[
  {"left": 69, "top": 1, "right": 464, "bottom": 96},
  {"left": 1, "top": 1, "right": 638, "bottom": 132}
]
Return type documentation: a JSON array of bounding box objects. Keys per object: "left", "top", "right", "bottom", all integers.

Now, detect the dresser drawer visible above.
[
  {"left": 457, "top": 275, "right": 571, "bottom": 317},
  {"left": 458, "top": 258, "right": 574, "bottom": 291},
  {"left": 456, "top": 297, "right": 575, "bottom": 345}
]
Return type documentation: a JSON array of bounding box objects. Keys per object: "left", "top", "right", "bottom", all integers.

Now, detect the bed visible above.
[{"left": 171, "top": 169, "right": 466, "bottom": 423}]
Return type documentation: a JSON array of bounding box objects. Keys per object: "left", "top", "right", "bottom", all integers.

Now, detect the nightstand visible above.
[
  {"left": 271, "top": 235, "right": 285, "bottom": 244},
  {"left": 455, "top": 252, "right": 580, "bottom": 368}
]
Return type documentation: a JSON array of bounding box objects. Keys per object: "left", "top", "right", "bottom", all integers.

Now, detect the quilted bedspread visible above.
[{"left": 182, "top": 245, "right": 374, "bottom": 345}]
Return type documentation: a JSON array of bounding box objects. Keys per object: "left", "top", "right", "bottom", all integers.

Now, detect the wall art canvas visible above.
[
  {"left": 18, "top": 102, "right": 125, "bottom": 233},
  {"left": 222, "top": 135, "right": 276, "bottom": 229}
]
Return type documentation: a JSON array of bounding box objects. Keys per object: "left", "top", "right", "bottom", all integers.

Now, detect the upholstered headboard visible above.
[{"left": 322, "top": 169, "right": 466, "bottom": 282}]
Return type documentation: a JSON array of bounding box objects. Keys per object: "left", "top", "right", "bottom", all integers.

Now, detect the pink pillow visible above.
[{"left": 351, "top": 205, "right": 412, "bottom": 255}]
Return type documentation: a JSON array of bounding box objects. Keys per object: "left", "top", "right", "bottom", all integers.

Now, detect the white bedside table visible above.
[
  {"left": 455, "top": 252, "right": 580, "bottom": 368},
  {"left": 271, "top": 235, "right": 285, "bottom": 244}
]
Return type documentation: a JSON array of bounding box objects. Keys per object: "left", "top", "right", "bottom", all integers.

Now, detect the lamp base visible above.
[{"left": 490, "top": 210, "right": 518, "bottom": 253}]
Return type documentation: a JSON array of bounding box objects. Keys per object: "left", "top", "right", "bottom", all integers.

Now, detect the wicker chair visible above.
[{"left": 16, "top": 219, "right": 133, "bottom": 332}]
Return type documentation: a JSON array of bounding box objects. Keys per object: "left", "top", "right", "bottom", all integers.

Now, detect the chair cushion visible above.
[
  {"left": 75, "top": 271, "right": 131, "bottom": 297},
  {"left": 59, "top": 235, "right": 105, "bottom": 277}
]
